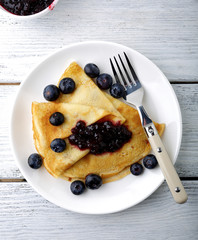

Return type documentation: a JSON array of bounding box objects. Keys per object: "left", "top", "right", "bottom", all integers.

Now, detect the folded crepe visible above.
[
  {"left": 32, "top": 62, "right": 165, "bottom": 183},
  {"left": 32, "top": 102, "right": 123, "bottom": 177},
  {"left": 55, "top": 62, "right": 125, "bottom": 124},
  {"left": 60, "top": 94, "right": 165, "bottom": 183}
]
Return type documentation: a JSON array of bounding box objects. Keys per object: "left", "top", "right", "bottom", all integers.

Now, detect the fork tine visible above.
[
  {"left": 109, "top": 58, "right": 121, "bottom": 85},
  {"left": 118, "top": 54, "right": 133, "bottom": 85},
  {"left": 124, "top": 52, "right": 140, "bottom": 85},
  {"left": 113, "top": 56, "right": 128, "bottom": 87}
]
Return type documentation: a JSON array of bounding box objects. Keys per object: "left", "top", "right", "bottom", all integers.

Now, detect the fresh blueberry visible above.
[
  {"left": 130, "top": 163, "right": 143, "bottom": 176},
  {"left": 59, "top": 78, "right": 75, "bottom": 94},
  {"left": 70, "top": 180, "right": 86, "bottom": 195},
  {"left": 96, "top": 74, "right": 113, "bottom": 90},
  {"left": 85, "top": 174, "right": 102, "bottom": 190},
  {"left": 110, "top": 83, "right": 126, "bottom": 98},
  {"left": 143, "top": 154, "right": 158, "bottom": 169},
  {"left": 84, "top": 63, "right": 100, "bottom": 78},
  {"left": 43, "top": 84, "right": 60, "bottom": 101},
  {"left": 50, "top": 138, "right": 66, "bottom": 153},
  {"left": 49, "top": 112, "right": 64, "bottom": 126},
  {"left": 28, "top": 153, "right": 42, "bottom": 169}
]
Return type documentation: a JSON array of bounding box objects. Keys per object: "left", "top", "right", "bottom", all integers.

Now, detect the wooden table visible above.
[{"left": 0, "top": 0, "right": 198, "bottom": 239}]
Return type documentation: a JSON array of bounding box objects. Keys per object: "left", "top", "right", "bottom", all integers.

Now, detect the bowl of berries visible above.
[{"left": 0, "top": 0, "right": 59, "bottom": 19}]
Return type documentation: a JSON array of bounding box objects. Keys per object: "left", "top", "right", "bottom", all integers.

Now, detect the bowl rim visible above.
[{"left": 0, "top": 0, "right": 59, "bottom": 19}]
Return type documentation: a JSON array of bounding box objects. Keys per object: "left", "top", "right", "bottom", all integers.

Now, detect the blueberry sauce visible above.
[
  {"left": 68, "top": 120, "right": 132, "bottom": 155},
  {"left": 0, "top": 0, "right": 54, "bottom": 16}
]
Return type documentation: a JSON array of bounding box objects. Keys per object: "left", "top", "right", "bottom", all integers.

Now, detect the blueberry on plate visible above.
[
  {"left": 96, "top": 74, "right": 113, "bottom": 90},
  {"left": 70, "top": 180, "right": 86, "bottom": 195},
  {"left": 85, "top": 174, "right": 102, "bottom": 190},
  {"left": 50, "top": 138, "right": 66, "bottom": 153},
  {"left": 143, "top": 154, "right": 158, "bottom": 169},
  {"left": 49, "top": 112, "right": 64, "bottom": 126},
  {"left": 28, "top": 153, "right": 42, "bottom": 169},
  {"left": 110, "top": 83, "right": 126, "bottom": 98},
  {"left": 59, "top": 78, "right": 75, "bottom": 94},
  {"left": 84, "top": 63, "right": 100, "bottom": 78},
  {"left": 43, "top": 84, "right": 60, "bottom": 101},
  {"left": 130, "top": 163, "right": 143, "bottom": 176}
]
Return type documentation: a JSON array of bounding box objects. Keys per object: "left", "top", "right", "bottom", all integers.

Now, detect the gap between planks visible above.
[
  {"left": 0, "top": 179, "right": 26, "bottom": 182},
  {"left": 0, "top": 83, "right": 20, "bottom": 85},
  {"left": 0, "top": 177, "right": 198, "bottom": 183},
  {"left": 0, "top": 82, "right": 198, "bottom": 86},
  {"left": 0, "top": 82, "right": 197, "bottom": 181},
  {"left": 171, "top": 81, "right": 198, "bottom": 84}
]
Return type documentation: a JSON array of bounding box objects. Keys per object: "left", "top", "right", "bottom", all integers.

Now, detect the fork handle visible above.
[{"left": 148, "top": 132, "right": 188, "bottom": 204}]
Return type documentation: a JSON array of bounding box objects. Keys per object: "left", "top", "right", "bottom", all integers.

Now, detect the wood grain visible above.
[
  {"left": 0, "top": 0, "right": 197, "bottom": 83},
  {"left": 0, "top": 181, "right": 197, "bottom": 239},
  {"left": 0, "top": 84, "right": 197, "bottom": 179},
  {"left": 0, "top": 0, "right": 197, "bottom": 237}
]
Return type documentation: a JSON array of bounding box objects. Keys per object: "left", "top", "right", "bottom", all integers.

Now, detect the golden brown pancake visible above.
[
  {"left": 63, "top": 166, "right": 131, "bottom": 184},
  {"left": 32, "top": 62, "right": 165, "bottom": 183},
  {"left": 55, "top": 62, "right": 125, "bottom": 124},
  {"left": 32, "top": 101, "right": 123, "bottom": 177},
  {"left": 32, "top": 101, "right": 117, "bottom": 148},
  {"left": 60, "top": 97, "right": 165, "bottom": 182}
]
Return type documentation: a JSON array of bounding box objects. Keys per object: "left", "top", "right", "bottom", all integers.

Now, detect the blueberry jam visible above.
[
  {"left": 0, "top": 0, "right": 54, "bottom": 16},
  {"left": 68, "top": 120, "right": 132, "bottom": 155}
]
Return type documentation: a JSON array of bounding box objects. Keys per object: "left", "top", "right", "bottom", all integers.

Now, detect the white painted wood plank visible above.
[
  {"left": 0, "top": 181, "right": 197, "bottom": 239},
  {"left": 0, "top": 84, "right": 197, "bottom": 179},
  {"left": 172, "top": 84, "right": 198, "bottom": 177},
  {"left": 0, "top": 0, "right": 197, "bottom": 237},
  {"left": 0, "top": 0, "right": 198, "bottom": 83}
]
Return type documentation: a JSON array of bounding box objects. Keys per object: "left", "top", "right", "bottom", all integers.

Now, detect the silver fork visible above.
[{"left": 110, "top": 52, "right": 187, "bottom": 204}]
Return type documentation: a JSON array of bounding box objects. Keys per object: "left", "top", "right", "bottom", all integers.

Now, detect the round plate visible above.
[{"left": 10, "top": 41, "right": 182, "bottom": 214}]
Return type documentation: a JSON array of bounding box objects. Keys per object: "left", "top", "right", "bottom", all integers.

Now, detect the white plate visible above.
[{"left": 10, "top": 41, "right": 182, "bottom": 214}]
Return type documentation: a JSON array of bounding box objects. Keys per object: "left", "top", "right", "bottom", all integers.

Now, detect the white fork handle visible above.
[{"left": 148, "top": 134, "right": 188, "bottom": 204}]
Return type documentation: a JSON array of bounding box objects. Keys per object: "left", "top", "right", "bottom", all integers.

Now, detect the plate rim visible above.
[{"left": 10, "top": 40, "right": 183, "bottom": 214}]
